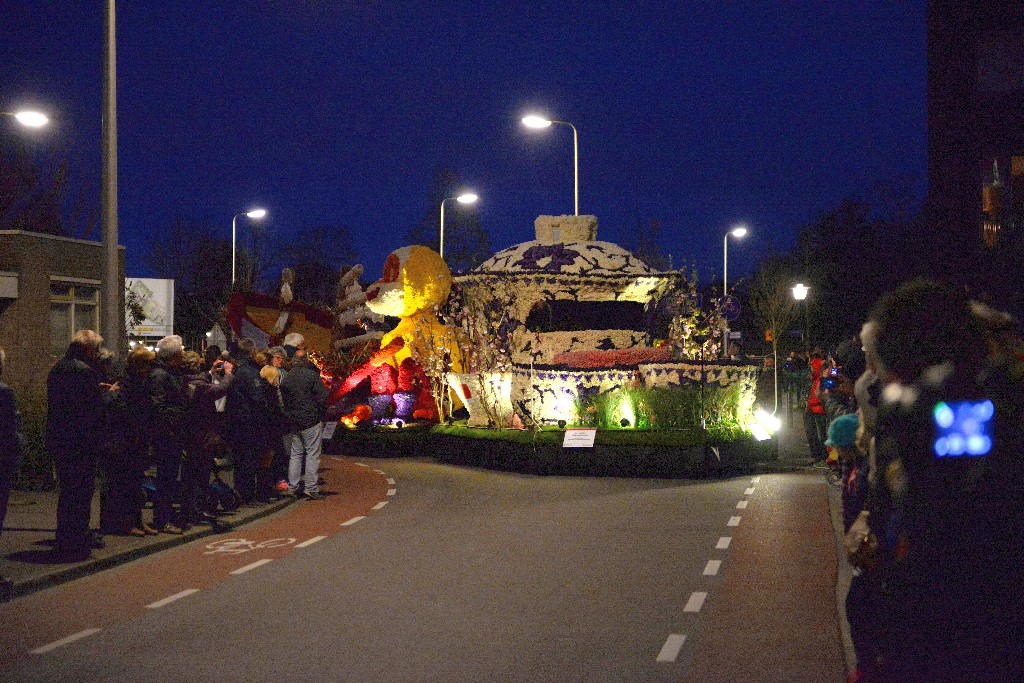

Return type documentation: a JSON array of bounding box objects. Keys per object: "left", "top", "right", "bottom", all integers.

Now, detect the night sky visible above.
[{"left": 4, "top": 1, "right": 927, "bottom": 286}]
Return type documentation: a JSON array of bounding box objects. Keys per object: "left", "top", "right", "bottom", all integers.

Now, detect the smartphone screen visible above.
[{"left": 933, "top": 400, "right": 994, "bottom": 457}]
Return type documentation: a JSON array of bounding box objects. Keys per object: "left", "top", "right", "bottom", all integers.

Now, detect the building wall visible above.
[{"left": 0, "top": 231, "right": 125, "bottom": 394}]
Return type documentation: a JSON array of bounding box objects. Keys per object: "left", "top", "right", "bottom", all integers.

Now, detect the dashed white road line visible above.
[
  {"left": 372, "top": 500, "right": 388, "bottom": 510},
  {"left": 146, "top": 589, "right": 199, "bottom": 609},
  {"left": 387, "top": 488, "right": 397, "bottom": 496},
  {"left": 752, "top": 476, "right": 761, "bottom": 483},
  {"left": 31, "top": 628, "right": 102, "bottom": 655},
  {"left": 295, "top": 535, "right": 327, "bottom": 548},
  {"left": 386, "top": 478, "right": 395, "bottom": 485},
  {"left": 744, "top": 487, "right": 755, "bottom": 495},
  {"left": 716, "top": 536, "right": 732, "bottom": 549},
  {"left": 736, "top": 500, "right": 748, "bottom": 509},
  {"left": 727, "top": 516, "right": 741, "bottom": 527},
  {"left": 341, "top": 516, "right": 366, "bottom": 527},
  {"left": 355, "top": 463, "right": 369, "bottom": 468},
  {"left": 231, "top": 559, "right": 273, "bottom": 575},
  {"left": 656, "top": 634, "right": 687, "bottom": 662},
  {"left": 703, "top": 560, "right": 722, "bottom": 576},
  {"left": 374, "top": 469, "right": 385, "bottom": 475},
  {"left": 683, "top": 592, "right": 708, "bottom": 613}
]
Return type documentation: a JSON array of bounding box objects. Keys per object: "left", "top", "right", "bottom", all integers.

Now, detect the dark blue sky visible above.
[{"left": 4, "top": 1, "right": 927, "bottom": 285}]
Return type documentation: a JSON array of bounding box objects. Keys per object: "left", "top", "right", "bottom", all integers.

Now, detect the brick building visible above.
[
  {"left": 927, "top": 1, "right": 1024, "bottom": 251},
  {"left": 0, "top": 231, "right": 125, "bottom": 393}
]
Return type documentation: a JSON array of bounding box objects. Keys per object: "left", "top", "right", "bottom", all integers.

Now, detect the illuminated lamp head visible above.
[{"left": 365, "top": 245, "right": 452, "bottom": 318}]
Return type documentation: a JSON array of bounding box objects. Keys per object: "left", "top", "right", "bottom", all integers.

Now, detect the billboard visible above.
[{"left": 126, "top": 278, "right": 175, "bottom": 337}]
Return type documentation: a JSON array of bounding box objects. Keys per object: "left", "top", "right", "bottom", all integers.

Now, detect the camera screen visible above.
[{"left": 932, "top": 400, "right": 994, "bottom": 457}]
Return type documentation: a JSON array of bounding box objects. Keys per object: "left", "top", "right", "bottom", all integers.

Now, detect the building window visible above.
[{"left": 50, "top": 281, "right": 99, "bottom": 357}]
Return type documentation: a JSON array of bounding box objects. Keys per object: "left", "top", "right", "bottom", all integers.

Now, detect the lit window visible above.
[{"left": 50, "top": 281, "right": 100, "bottom": 357}]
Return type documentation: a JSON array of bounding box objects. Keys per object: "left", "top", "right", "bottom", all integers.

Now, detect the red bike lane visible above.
[{"left": 0, "top": 456, "right": 391, "bottom": 670}]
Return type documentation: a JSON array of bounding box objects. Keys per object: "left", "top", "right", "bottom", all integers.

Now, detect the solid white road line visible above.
[
  {"left": 727, "top": 516, "right": 741, "bottom": 527},
  {"left": 684, "top": 592, "right": 708, "bottom": 613},
  {"left": 745, "top": 487, "right": 755, "bottom": 495},
  {"left": 656, "top": 634, "right": 687, "bottom": 662},
  {"left": 295, "top": 535, "right": 327, "bottom": 548},
  {"left": 386, "top": 478, "right": 395, "bottom": 485},
  {"left": 341, "top": 516, "right": 366, "bottom": 526},
  {"left": 372, "top": 501, "right": 388, "bottom": 510},
  {"left": 387, "top": 488, "right": 397, "bottom": 496},
  {"left": 31, "top": 628, "right": 102, "bottom": 655},
  {"left": 231, "top": 559, "right": 273, "bottom": 575},
  {"left": 146, "top": 589, "right": 199, "bottom": 609},
  {"left": 716, "top": 536, "right": 732, "bottom": 549},
  {"left": 703, "top": 560, "right": 722, "bottom": 576},
  {"left": 736, "top": 500, "right": 748, "bottom": 509}
]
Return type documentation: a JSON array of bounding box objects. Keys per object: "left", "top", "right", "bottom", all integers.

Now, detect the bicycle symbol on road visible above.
[{"left": 203, "top": 538, "right": 296, "bottom": 556}]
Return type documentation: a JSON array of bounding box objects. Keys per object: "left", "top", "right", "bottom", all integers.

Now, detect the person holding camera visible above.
[{"left": 844, "top": 280, "right": 1023, "bottom": 682}]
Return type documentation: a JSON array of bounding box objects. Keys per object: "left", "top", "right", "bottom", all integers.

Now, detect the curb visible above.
[{"left": 4, "top": 496, "right": 297, "bottom": 603}]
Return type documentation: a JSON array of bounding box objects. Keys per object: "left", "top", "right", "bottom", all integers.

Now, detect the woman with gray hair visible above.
[{"left": 148, "top": 335, "right": 189, "bottom": 534}]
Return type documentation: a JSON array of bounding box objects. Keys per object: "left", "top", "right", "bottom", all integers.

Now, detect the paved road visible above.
[{"left": 0, "top": 456, "right": 843, "bottom": 682}]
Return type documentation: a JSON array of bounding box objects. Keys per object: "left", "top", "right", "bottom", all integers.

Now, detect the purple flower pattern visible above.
[{"left": 512, "top": 244, "right": 582, "bottom": 272}]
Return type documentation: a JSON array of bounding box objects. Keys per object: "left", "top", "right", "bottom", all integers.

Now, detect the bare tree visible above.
[{"left": 748, "top": 253, "right": 798, "bottom": 362}]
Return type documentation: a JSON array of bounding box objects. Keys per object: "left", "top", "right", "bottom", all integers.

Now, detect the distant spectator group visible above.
[{"left": 17, "top": 330, "right": 330, "bottom": 563}]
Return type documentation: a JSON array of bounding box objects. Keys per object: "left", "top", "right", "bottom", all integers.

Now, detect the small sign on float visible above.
[{"left": 563, "top": 428, "right": 597, "bottom": 448}]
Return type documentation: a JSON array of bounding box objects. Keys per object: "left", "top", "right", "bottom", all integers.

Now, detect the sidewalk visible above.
[{"left": 0, "top": 470, "right": 295, "bottom": 602}]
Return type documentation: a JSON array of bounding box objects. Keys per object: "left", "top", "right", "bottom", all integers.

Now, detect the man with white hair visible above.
[
  {"left": 46, "top": 330, "right": 107, "bottom": 560},
  {"left": 280, "top": 333, "right": 329, "bottom": 499},
  {"left": 149, "top": 334, "right": 189, "bottom": 533}
]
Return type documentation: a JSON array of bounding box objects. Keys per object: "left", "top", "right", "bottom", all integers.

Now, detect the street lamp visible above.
[
  {"left": 232, "top": 208, "right": 268, "bottom": 287},
  {"left": 722, "top": 225, "right": 748, "bottom": 298},
  {"left": 439, "top": 193, "right": 478, "bottom": 260},
  {"left": 792, "top": 283, "right": 810, "bottom": 354},
  {"left": 1, "top": 111, "right": 49, "bottom": 127},
  {"left": 521, "top": 114, "right": 579, "bottom": 216}
]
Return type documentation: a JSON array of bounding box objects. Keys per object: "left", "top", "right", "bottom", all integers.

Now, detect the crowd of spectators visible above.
[
  {"left": 812, "top": 280, "right": 1023, "bottom": 682},
  {"left": 4, "top": 330, "right": 330, "bottom": 564}
]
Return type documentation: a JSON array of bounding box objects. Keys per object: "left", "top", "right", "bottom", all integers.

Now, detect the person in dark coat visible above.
[
  {"left": 0, "top": 347, "right": 23, "bottom": 586},
  {"left": 181, "top": 350, "right": 234, "bottom": 526},
  {"left": 280, "top": 333, "right": 329, "bottom": 499},
  {"left": 46, "top": 330, "right": 107, "bottom": 560},
  {"left": 225, "top": 338, "right": 270, "bottom": 505},
  {"left": 100, "top": 346, "right": 157, "bottom": 536},
  {"left": 148, "top": 335, "right": 190, "bottom": 534}
]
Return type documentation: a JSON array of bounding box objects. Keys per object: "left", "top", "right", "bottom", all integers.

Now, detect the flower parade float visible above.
[{"left": 330, "top": 215, "right": 780, "bottom": 475}]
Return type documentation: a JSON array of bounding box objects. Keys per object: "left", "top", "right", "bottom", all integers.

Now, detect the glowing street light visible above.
[
  {"left": 792, "top": 283, "right": 810, "bottom": 354},
  {"left": 521, "top": 114, "right": 579, "bottom": 216},
  {"left": 722, "top": 225, "right": 748, "bottom": 298},
  {"left": 440, "top": 192, "right": 478, "bottom": 260},
  {"left": 232, "top": 208, "right": 268, "bottom": 287},
  {"left": 2, "top": 110, "right": 49, "bottom": 127}
]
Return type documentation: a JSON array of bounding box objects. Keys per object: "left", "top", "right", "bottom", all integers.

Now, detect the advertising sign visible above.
[{"left": 126, "top": 278, "right": 175, "bottom": 337}]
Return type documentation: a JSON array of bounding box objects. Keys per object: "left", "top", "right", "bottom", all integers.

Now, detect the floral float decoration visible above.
[{"left": 332, "top": 245, "right": 464, "bottom": 427}]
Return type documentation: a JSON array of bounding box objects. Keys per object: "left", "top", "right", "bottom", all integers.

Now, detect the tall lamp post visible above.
[
  {"left": 101, "top": 0, "right": 121, "bottom": 354},
  {"left": 792, "top": 283, "right": 810, "bottom": 355},
  {"left": 522, "top": 114, "right": 579, "bottom": 216},
  {"left": 232, "top": 208, "right": 267, "bottom": 287},
  {"left": 722, "top": 225, "right": 748, "bottom": 298},
  {"left": 439, "top": 193, "right": 478, "bottom": 260},
  {"left": 721, "top": 225, "right": 747, "bottom": 357}
]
